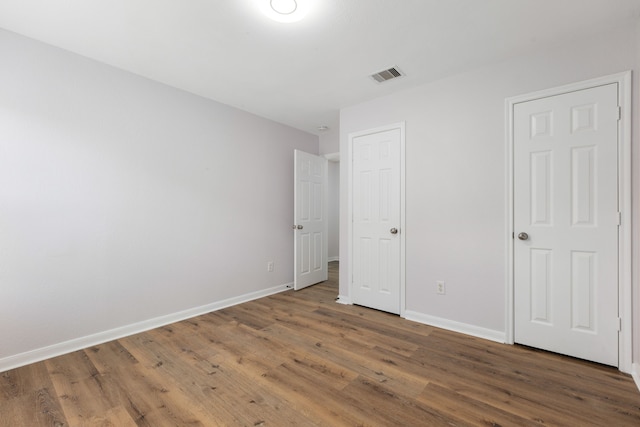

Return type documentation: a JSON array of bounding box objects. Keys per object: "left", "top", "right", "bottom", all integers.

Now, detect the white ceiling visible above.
[{"left": 1, "top": 0, "right": 639, "bottom": 135}]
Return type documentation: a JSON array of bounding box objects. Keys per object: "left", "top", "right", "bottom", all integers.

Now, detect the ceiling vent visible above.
[{"left": 370, "top": 67, "right": 404, "bottom": 83}]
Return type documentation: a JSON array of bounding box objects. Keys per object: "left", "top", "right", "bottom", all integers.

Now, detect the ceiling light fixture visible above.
[
  {"left": 271, "top": 0, "right": 297, "bottom": 15},
  {"left": 257, "top": 0, "right": 313, "bottom": 23}
]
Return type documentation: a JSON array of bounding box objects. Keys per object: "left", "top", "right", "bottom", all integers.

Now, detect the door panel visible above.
[
  {"left": 513, "top": 83, "right": 619, "bottom": 366},
  {"left": 294, "top": 150, "right": 327, "bottom": 290},
  {"left": 352, "top": 128, "right": 401, "bottom": 314},
  {"left": 530, "top": 248, "right": 552, "bottom": 324}
]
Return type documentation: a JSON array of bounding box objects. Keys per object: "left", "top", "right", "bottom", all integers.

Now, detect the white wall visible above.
[
  {"left": 340, "top": 25, "right": 639, "bottom": 346},
  {"left": 634, "top": 20, "right": 640, "bottom": 384},
  {"left": 0, "top": 29, "right": 318, "bottom": 369},
  {"left": 319, "top": 128, "right": 339, "bottom": 155},
  {"left": 327, "top": 161, "right": 340, "bottom": 261},
  {"left": 320, "top": 130, "right": 340, "bottom": 263}
]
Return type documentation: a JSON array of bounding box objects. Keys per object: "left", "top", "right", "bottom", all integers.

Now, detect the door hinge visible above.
[
  {"left": 618, "top": 106, "right": 622, "bottom": 121},
  {"left": 617, "top": 212, "right": 622, "bottom": 226},
  {"left": 617, "top": 317, "right": 622, "bottom": 332}
]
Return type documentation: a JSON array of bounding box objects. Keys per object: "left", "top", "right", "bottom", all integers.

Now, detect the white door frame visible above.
[
  {"left": 505, "top": 71, "right": 632, "bottom": 373},
  {"left": 347, "top": 122, "right": 406, "bottom": 316}
]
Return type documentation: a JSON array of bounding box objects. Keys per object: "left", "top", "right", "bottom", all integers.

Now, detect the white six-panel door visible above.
[
  {"left": 351, "top": 128, "right": 401, "bottom": 314},
  {"left": 513, "top": 83, "right": 619, "bottom": 366},
  {"left": 294, "top": 150, "right": 328, "bottom": 290}
]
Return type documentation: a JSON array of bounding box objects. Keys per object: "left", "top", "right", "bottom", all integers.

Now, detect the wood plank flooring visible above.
[{"left": 2, "top": 262, "right": 639, "bottom": 426}]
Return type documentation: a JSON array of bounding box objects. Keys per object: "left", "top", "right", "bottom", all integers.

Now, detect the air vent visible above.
[{"left": 370, "top": 67, "right": 404, "bottom": 83}]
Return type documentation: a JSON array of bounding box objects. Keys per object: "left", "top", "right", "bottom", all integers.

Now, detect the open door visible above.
[{"left": 294, "top": 150, "right": 328, "bottom": 290}]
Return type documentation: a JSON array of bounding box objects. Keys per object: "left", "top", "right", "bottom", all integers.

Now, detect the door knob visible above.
[
  {"left": 390, "top": 228, "right": 398, "bottom": 234},
  {"left": 518, "top": 232, "right": 529, "bottom": 241},
  {"left": 297, "top": 225, "right": 303, "bottom": 229}
]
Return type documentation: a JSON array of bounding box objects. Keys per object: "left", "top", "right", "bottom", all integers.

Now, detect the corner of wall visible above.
[
  {"left": 336, "top": 295, "right": 351, "bottom": 305},
  {"left": 632, "top": 363, "right": 640, "bottom": 392},
  {"left": 319, "top": 127, "right": 340, "bottom": 155}
]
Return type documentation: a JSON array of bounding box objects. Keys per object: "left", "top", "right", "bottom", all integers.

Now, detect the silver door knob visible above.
[
  {"left": 297, "top": 225, "right": 303, "bottom": 229},
  {"left": 518, "top": 232, "right": 529, "bottom": 241},
  {"left": 390, "top": 228, "right": 398, "bottom": 234}
]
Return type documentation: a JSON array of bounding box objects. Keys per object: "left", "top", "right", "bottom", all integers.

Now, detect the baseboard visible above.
[
  {"left": 336, "top": 295, "right": 351, "bottom": 305},
  {"left": 404, "top": 310, "right": 505, "bottom": 343},
  {"left": 328, "top": 257, "right": 340, "bottom": 262},
  {"left": 0, "top": 283, "right": 291, "bottom": 373},
  {"left": 632, "top": 363, "right": 640, "bottom": 392}
]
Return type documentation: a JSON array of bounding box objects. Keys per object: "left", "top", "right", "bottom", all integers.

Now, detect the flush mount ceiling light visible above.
[
  {"left": 257, "top": 0, "right": 313, "bottom": 23},
  {"left": 271, "top": 0, "right": 297, "bottom": 15}
]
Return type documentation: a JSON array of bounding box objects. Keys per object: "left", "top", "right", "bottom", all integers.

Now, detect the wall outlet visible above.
[
  {"left": 436, "top": 280, "right": 446, "bottom": 295},
  {"left": 267, "top": 261, "right": 274, "bottom": 272}
]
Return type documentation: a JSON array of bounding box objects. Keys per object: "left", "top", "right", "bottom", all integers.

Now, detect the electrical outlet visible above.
[
  {"left": 436, "top": 280, "right": 446, "bottom": 295},
  {"left": 267, "top": 261, "right": 274, "bottom": 272}
]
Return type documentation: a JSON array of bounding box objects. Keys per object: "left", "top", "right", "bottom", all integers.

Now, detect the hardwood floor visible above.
[{"left": 2, "top": 262, "right": 639, "bottom": 426}]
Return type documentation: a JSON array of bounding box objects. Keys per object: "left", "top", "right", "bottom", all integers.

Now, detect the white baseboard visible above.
[
  {"left": 328, "top": 257, "right": 340, "bottom": 262},
  {"left": 405, "top": 312, "right": 638, "bottom": 390},
  {"left": 632, "top": 363, "right": 640, "bottom": 392},
  {"left": 0, "top": 283, "right": 291, "bottom": 373},
  {"left": 404, "top": 310, "right": 505, "bottom": 343},
  {"left": 336, "top": 295, "right": 351, "bottom": 305}
]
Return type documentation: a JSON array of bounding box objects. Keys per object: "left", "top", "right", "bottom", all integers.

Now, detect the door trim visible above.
[
  {"left": 505, "top": 71, "right": 632, "bottom": 373},
  {"left": 347, "top": 122, "right": 406, "bottom": 316}
]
